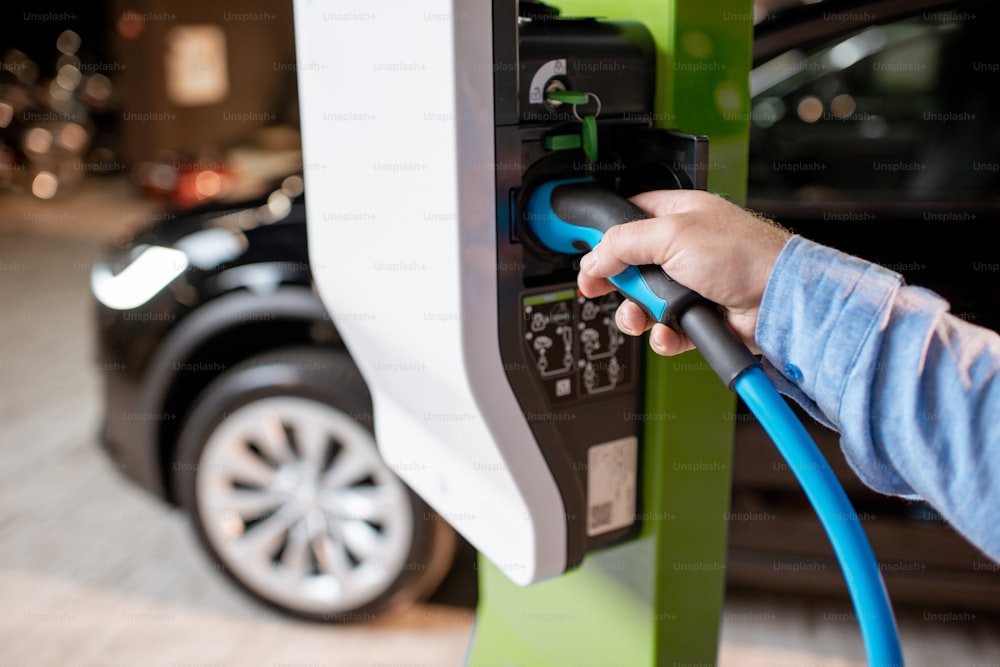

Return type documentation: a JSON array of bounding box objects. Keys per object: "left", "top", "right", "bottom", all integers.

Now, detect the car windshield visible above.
[{"left": 747, "top": 8, "right": 1000, "bottom": 203}]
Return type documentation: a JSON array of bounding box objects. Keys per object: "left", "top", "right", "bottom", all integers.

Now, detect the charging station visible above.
[{"left": 294, "top": 1, "right": 759, "bottom": 664}]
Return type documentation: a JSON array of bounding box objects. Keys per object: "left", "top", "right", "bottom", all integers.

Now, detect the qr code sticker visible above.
[
  {"left": 586, "top": 437, "right": 637, "bottom": 536},
  {"left": 590, "top": 502, "right": 613, "bottom": 530}
]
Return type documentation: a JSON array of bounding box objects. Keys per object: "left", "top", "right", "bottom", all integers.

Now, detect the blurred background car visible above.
[{"left": 90, "top": 177, "right": 458, "bottom": 621}]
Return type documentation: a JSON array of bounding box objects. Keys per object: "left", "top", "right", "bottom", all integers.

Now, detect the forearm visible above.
[{"left": 756, "top": 236, "right": 1000, "bottom": 560}]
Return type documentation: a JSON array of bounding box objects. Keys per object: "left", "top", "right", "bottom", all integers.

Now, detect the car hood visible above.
[
  {"left": 92, "top": 190, "right": 309, "bottom": 312},
  {"left": 132, "top": 190, "right": 305, "bottom": 248}
]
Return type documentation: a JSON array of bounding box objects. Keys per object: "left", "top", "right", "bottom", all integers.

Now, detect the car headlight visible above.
[{"left": 90, "top": 245, "right": 189, "bottom": 310}]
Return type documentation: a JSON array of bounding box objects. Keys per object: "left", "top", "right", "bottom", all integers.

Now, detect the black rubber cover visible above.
[
  {"left": 678, "top": 303, "right": 760, "bottom": 389},
  {"left": 550, "top": 180, "right": 648, "bottom": 233}
]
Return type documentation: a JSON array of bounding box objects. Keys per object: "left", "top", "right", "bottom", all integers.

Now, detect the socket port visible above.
[{"left": 544, "top": 78, "right": 568, "bottom": 109}]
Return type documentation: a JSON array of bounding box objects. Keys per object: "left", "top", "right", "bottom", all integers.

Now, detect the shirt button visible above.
[{"left": 784, "top": 363, "right": 803, "bottom": 381}]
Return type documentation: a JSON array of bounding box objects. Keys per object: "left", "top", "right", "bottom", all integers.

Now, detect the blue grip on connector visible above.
[
  {"left": 525, "top": 178, "right": 605, "bottom": 254},
  {"left": 609, "top": 266, "right": 669, "bottom": 322}
]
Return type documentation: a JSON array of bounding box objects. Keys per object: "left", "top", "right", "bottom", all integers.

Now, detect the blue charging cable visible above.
[
  {"left": 735, "top": 366, "right": 902, "bottom": 666},
  {"left": 527, "top": 178, "right": 904, "bottom": 667}
]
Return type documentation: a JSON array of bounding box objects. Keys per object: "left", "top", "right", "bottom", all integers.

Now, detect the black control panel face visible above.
[{"left": 521, "top": 288, "right": 634, "bottom": 405}]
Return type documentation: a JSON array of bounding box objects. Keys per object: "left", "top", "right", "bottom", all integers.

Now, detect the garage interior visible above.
[{"left": 1, "top": 1, "right": 999, "bottom": 665}]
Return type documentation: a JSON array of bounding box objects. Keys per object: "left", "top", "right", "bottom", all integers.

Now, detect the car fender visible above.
[{"left": 135, "top": 285, "right": 335, "bottom": 498}]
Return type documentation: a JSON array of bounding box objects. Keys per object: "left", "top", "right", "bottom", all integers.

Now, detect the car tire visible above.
[{"left": 172, "top": 346, "right": 456, "bottom": 622}]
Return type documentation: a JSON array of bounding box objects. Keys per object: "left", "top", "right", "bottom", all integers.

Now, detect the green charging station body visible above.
[{"left": 470, "top": 2, "right": 753, "bottom": 665}]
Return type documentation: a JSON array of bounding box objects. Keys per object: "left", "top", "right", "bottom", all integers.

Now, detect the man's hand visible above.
[{"left": 577, "top": 189, "right": 791, "bottom": 356}]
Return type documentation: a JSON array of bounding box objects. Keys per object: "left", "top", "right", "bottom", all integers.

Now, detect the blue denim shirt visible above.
[{"left": 756, "top": 235, "right": 1000, "bottom": 562}]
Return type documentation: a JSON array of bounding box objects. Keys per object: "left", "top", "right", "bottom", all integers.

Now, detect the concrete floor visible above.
[{"left": 1, "top": 180, "right": 998, "bottom": 666}]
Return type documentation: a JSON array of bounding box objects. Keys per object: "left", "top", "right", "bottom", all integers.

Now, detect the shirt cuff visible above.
[{"left": 754, "top": 235, "right": 910, "bottom": 493}]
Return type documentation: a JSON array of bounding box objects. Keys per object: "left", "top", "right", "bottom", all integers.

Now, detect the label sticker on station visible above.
[{"left": 586, "top": 436, "right": 637, "bottom": 536}]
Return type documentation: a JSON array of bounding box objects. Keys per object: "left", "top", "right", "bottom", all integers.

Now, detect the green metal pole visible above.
[{"left": 467, "top": 2, "right": 752, "bottom": 664}]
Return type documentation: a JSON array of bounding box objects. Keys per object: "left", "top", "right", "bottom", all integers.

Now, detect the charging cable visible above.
[{"left": 526, "top": 178, "right": 904, "bottom": 667}]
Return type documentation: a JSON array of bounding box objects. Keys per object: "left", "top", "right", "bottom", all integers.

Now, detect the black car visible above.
[{"left": 91, "top": 175, "right": 456, "bottom": 621}]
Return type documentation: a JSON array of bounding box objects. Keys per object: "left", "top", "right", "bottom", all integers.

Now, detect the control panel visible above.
[
  {"left": 492, "top": 2, "right": 708, "bottom": 567},
  {"left": 522, "top": 289, "right": 633, "bottom": 404}
]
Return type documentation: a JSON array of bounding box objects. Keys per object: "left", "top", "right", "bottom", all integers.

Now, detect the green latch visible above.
[
  {"left": 581, "top": 115, "right": 598, "bottom": 163},
  {"left": 545, "top": 89, "right": 590, "bottom": 105},
  {"left": 543, "top": 89, "right": 601, "bottom": 163},
  {"left": 544, "top": 134, "right": 583, "bottom": 151}
]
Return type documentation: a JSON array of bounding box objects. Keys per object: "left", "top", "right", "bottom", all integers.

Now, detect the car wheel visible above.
[{"left": 173, "top": 346, "right": 456, "bottom": 622}]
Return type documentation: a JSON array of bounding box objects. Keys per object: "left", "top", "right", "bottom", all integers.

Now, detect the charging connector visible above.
[{"left": 527, "top": 178, "right": 759, "bottom": 387}]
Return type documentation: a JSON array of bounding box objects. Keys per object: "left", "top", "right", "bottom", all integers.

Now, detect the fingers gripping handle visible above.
[
  {"left": 525, "top": 178, "right": 758, "bottom": 388},
  {"left": 527, "top": 179, "right": 700, "bottom": 325}
]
